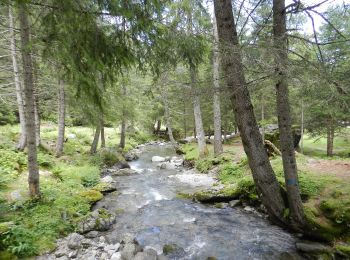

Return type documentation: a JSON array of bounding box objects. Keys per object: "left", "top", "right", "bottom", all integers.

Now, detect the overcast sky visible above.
[
  {"left": 286, "top": 0, "right": 350, "bottom": 33},
  {"left": 207, "top": 0, "right": 350, "bottom": 34}
]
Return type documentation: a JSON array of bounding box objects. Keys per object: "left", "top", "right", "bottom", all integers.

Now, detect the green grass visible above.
[
  {"left": 302, "top": 130, "right": 350, "bottom": 158},
  {"left": 181, "top": 140, "right": 350, "bottom": 243},
  {"left": 0, "top": 123, "right": 154, "bottom": 257}
]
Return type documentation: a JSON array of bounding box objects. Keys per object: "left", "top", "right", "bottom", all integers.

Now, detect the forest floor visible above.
[{"left": 0, "top": 123, "right": 152, "bottom": 259}]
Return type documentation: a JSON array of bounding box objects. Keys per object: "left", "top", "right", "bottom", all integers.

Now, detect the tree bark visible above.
[
  {"left": 214, "top": 0, "right": 286, "bottom": 224},
  {"left": 56, "top": 79, "right": 65, "bottom": 157},
  {"left": 119, "top": 85, "right": 126, "bottom": 149},
  {"left": 273, "top": 0, "right": 305, "bottom": 228},
  {"left": 90, "top": 122, "right": 101, "bottom": 154},
  {"left": 190, "top": 66, "right": 208, "bottom": 158},
  {"left": 100, "top": 115, "right": 105, "bottom": 148},
  {"left": 300, "top": 100, "right": 304, "bottom": 153},
  {"left": 213, "top": 14, "right": 223, "bottom": 156},
  {"left": 160, "top": 76, "right": 176, "bottom": 146},
  {"left": 32, "top": 53, "right": 40, "bottom": 146},
  {"left": 261, "top": 96, "right": 265, "bottom": 142},
  {"left": 9, "top": 6, "right": 26, "bottom": 150},
  {"left": 326, "top": 121, "right": 334, "bottom": 157},
  {"left": 18, "top": 3, "right": 40, "bottom": 197}
]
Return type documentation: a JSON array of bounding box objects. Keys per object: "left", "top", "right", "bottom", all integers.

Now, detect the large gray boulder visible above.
[
  {"left": 67, "top": 233, "right": 84, "bottom": 249},
  {"left": 124, "top": 151, "right": 139, "bottom": 161},
  {"left": 295, "top": 240, "right": 333, "bottom": 254},
  {"left": 134, "top": 248, "right": 158, "bottom": 260},
  {"left": 78, "top": 209, "right": 116, "bottom": 234}
]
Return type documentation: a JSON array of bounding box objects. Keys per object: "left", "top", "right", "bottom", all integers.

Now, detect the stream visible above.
[{"left": 94, "top": 144, "right": 302, "bottom": 260}]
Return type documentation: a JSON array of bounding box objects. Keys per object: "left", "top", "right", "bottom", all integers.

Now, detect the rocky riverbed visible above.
[{"left": 39, "top": 143, "right": 333, "bottom": 260}]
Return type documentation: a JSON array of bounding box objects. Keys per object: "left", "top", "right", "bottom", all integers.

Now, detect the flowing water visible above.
[{"left": 95, "top": 144, "right": 302, "bottom": 260}]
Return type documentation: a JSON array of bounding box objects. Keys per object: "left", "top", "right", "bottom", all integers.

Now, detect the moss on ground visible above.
[
  {"left": 0, "top": 124, "right": 154, "bottom": 257},
  {"left": 181, "top": 140, "right": 350, "bottom": 244}
]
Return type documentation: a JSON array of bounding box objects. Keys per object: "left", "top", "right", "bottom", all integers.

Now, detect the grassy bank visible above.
[
  {"left": 181, "top": 137, "right": 350, "bottom": 255},
  {"left": 0, "top": 124, "right": 152, "bottom": 258}
]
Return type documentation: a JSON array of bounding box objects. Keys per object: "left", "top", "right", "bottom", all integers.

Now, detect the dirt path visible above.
[{"left": 304, "top": 158, "right": 350, "bottom": 180}]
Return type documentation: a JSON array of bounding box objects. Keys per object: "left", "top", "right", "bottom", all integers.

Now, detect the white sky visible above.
[
  {"left": 286, "top": 0, "right": 350, "bottom": 33},
  {"left": 207, "top": 0, "right": 350, "bottom": 34}
]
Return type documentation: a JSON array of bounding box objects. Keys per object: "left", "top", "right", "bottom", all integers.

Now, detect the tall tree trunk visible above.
[
  {"left": 9, "top": 6, "right": 26, "bottom": 150},
  {"left": 326, "top": 121, "right": 334, "bottom": 157},
  {"left": 18, "top": 3, "right": 40, "bottom": 197},
  {"left": 90, "top": 122, "right": 101, "bottom": 154},
  {"left": 56, "top": 79, "right": 65, "bottom": 157},
  {"left": 213, "top": 14, "right": 223, "bottom": 156},
  {"left": 156, "top": 120, "right": 161, "bottom": 134},
  {"left": 190, "top": 66, "right": 208, "bottom": 158},
  {"left": 160, "top": 77, "right": 176, "bottom": 146},
  {"left": 119, "top": 118, "right": 126, "bottom": 149},
  {"left": 214, "top": 0, "right": 286, "bottom": 224},
  {"left": 261, "top": 96, "right": 265, "bottom": 142},
  {"left": 300, "top": 100, "right": 304, "bottom": 154},
  {"left": 273, "top": 0, "right": 305, "bottom": 228},
  {"left": 119, "top": 85, "right": 127, "bottom": 149},
  {"left": 100, "top": 116, "right": 105, "bottom": 148},
  {"left": 32, "top": 53, "right": 40, "bottom": 146},
  {"left": 183, "top": 98, "right": 187, "bottom": 138}
]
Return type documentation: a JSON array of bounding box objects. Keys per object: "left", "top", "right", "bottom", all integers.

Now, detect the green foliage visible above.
[
  {"left": 2, "top": 225, "right": 38, "bottom": 257},
  {"left": 129, "top": 132, "right": 153, "bottom": 147},
  {"left": 81, "top": 175, "right": 99, "bottom": 188},
  {"left": 37, "top": 152, "right": 55, "bottom": 168},
  {"left": 0, "top": 149, "right": 26, "bottom": 187},
  {"left": 0, "top": 101, "right": 16, "bottom": 126}
]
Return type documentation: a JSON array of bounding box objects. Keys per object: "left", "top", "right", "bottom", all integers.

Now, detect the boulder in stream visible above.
[
  {"left": 112, "top": 168, "right": 137, "bottom": 176},
  {"left": 152, "top": 156, "right": 166, "bottom": 162},
  {"left": 124, "top": 150, "right": 140, "bottom": 161},
  {"left": 77, "top": 208, "right": 116, "bottom": 234},
  {"left": 295, "top": 240, "right": 333, "bottom": 254}
]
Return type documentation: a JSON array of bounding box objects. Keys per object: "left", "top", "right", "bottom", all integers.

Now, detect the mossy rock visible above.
[
  {"left": 93, "top": 183, "right": 116, "bottom": 194},
  {"left": 162, "top": 243, "right": 185, "bottom": 257},
  {"left": 335, "top": 243, "right": 350, "bottom": 257},
  {"left": 320, "top": 199, "right": 350, "bottom": 227},
  {"left": 0, "top": 222, "right": 14, "bottom": 235},
  {"left": 0, "top": 251, "right": 17, "bottom": 260},
  {"left": 80, "top": 190, "right": 103, "bottom": 203},
  {"left": 304, "top": 206, "right": 342, "bottom": 241}
]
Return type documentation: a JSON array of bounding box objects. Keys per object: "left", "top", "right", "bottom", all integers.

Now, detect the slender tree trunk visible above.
[
  {"left": 160, "top": 78, "right": 176, "bottom": 146},
  {"left": 273, "top": 0, "right": 305, "bottom": 228},
  {"left": 100, "top": 115, "right": 105, "bottom": 148},
  {"left": 183, "top": 99, "right": 187, "bottom": 138},
  {"left": 156, "top": 120, "right": 161, "bottom": 134},
  {"left": 190, "top": 66, "right": 208, "bottom": 158},
  {"left": 326, "top": 121, "right": 334, "bottom": 157},
  {"left": 9, "top": 6, "right": 26, "bottom": 150},
  {"left": 32, "top": 53, "right": 40, "bottom": 146},
  {"left": 90, "top": 123, "right": 101, "bottom": 154},
  {"left": 213, "top": 14, "right": 223, "bottom": 156},
  {"left": 119, "top": 85, "right": 126, "bottom": 149},
  {"left": 261, "top": 96, "right": 265, "bottom": 142},
  {"left": 119, "top": 118, "right": 126, "bottom": 149},
  {"left": 56, "top": 79, "right": 65, "bottom": 157},
  {"left": 214, "top": 0, "right": 286, "bottom": 224},
  {"left": 19, "top": 3, "right": 39, "bottom": 197},
  {"left": 300, "top": 100, "right": 304, "bottom": 154}
]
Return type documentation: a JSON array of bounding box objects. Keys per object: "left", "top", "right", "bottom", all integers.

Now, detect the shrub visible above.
[
  {"left": 2, "top": 225, "right": 38, "bottom": 257},
  {"left": 81, "top": 175, "right": 99, "bottom": 188}
]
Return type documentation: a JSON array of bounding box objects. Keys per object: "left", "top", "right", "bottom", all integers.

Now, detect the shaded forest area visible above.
[{"left": 0, "top": 0, "right": 350, "bottom": 259}]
